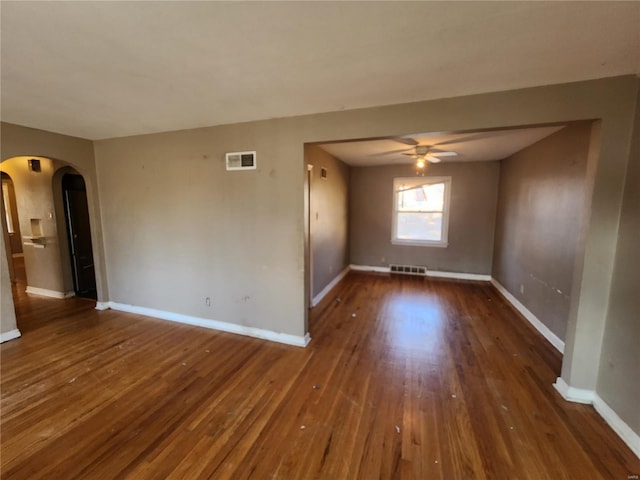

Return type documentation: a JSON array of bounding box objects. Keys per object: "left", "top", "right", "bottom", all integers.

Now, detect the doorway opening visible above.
[
  {"left": 61, "top": 173, "right": 97, "bottom": 299},
  {"left": 1, "top": 172, "right": 24, "bottom": 283}
]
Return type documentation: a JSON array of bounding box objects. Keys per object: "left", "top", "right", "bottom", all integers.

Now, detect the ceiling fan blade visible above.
[
  {"left": 425, "top": 155, "right": 442, "bottom": 163},
  {"left": 369, "top": 148, "right": 412, "bottom": 157},
  {"left": 431, "top": 132, "right": 494, "bottom": 147},
  {"left": 402, "top": 152, "right": 420, "bottom": 157},
  {"left": 392, "top": 137, "right": 419, "bottom": 146},
  {"left": 429, "top": 149, "right": 457, "bottom": 157}
]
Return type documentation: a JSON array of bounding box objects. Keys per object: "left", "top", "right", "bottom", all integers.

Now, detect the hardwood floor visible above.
[{"left": 2, "top": 271, "right": 638, "bottom": 479}]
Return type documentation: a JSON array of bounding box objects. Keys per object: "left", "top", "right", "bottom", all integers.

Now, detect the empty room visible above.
[{"left": 1, "top": 2, "right": 639, "bottom": 479}]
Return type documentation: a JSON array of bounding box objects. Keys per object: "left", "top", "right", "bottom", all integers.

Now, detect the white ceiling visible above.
[
  {"left": 318, "top": 126, "right": 566, "bottom": 166},
  {"left": 1, "top": 2, "right": 639, "bottom": 140}
]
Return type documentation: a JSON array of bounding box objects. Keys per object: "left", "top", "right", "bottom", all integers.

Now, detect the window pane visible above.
[
  {"left": 396, "top": 212, "right": 442, "bottom": 242},
  {"left": 397, "top": 182, "right": 444, "bottom": 212}
]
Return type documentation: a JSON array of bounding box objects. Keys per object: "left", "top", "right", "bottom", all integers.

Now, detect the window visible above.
[{"left": 392, "top": 176, "right": 451, "bottom": 247}]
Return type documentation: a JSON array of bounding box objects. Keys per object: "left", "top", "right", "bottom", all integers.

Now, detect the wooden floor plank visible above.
[{"left": 2, "top": 267, "right": 639, "bottom": 479}]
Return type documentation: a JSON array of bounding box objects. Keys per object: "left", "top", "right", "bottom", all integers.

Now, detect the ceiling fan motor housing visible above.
[{"left": 415, "top": 145, "right": 430, "bottom": 156}]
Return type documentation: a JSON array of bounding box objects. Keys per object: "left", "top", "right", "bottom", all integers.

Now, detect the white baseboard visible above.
[
  {"left": 490, "top": 278, "right": 565, "bottom": 354},
  {"left": 593, "top": 393, "right": 640, "bottom": 459},
  {"left": 349, "top": 264, "right": 389, "bottom": 273},
  {"left": 554, "top": 377, "right": 640, "bottom": 459},
  {"left": 0, "top": 329, "right": 21, "bottom": 343},
  {"left": 553, "top": 377, "right": 594, "bottom": 404},
  {"left": 95, "top": 301, "right": 110, "bottom": 311},
  {"left": 25, "top": 286, "right": 75, "bottom": 299},
  {"left": 349, "top": 264, "right": 491, "bottom": 281},
  {"left": 107, "top": 302, "right": 311, "bottom": 348},
  {"left": 426, "top": 270, "right": 491, "bottom": 281},
  {"left": 312, "top": 266, "right": 350, "bottom": 307}
]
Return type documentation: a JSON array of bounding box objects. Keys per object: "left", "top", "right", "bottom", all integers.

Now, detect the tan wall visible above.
[
  {"left": 597, "top": 81, "right": 640, "bottom": 434},
  {"left": 493, "top": 123, "right": 592, "bottom": 340},
  {"left": 305, "top": 145, "right": 350, "bottom": 299},
  {"left": 94, "top": 125, "right": 310, "bottom": 337},
  {"left": 0, "top": 123, "right": 106, "bottom": 301},
  {"left": 350, "top": 162, "right": 499, "bottom": 274}
]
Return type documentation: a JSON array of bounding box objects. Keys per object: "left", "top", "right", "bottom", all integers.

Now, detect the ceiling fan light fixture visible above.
[{"left": 416, "top": 158, "right": 426, "bottom": 169}]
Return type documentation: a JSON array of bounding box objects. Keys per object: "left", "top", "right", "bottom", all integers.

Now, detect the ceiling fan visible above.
[
  {"left": 403, "top": 144, "right": 458, "bottom": 168},
  {"left": 366, "top": 135, "right": 462, "bottom": 171}
]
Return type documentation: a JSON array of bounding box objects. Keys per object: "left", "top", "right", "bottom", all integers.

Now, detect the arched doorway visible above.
[
  {"left": 0, "top": 156, "right": 101, "bottom": 302},
  {"left": 0, "top": 156, "right": 103, "bottom": 340},
  {"left": 1, "top": 172, "right": 23, "bottom": 283}
]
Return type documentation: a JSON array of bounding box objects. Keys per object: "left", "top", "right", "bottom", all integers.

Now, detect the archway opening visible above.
[{"left": 1, "top": 172, "right": 24, "bottom": 284}]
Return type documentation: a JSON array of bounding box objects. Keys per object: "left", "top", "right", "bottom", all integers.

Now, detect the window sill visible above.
[{"left": 391, "top": 240, "right": 449, "bottom": 248}]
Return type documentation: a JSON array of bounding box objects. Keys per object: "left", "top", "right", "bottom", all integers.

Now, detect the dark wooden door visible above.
[{"left": 62, "top": 174, "right": 97, "bottom": 299}]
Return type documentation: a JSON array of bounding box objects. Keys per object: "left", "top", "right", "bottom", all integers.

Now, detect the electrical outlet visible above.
[
  {"left": 520, "top": 284, "right": 524, "bottom": 295},
  {"left": 205, "top": 297, "right": 211, "bottom": 306}
]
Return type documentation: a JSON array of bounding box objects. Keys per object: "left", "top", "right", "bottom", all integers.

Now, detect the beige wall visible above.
[
  {"left": 350, "top": 162, "right": 499, "bottom": 274},
  {"left": 305, "top": 145, "right": 350, "bottom": 299},
  {"left": 94, "top": 125, "right": 310, "bottom": 337},
  {"left": 493, "top": 123, "right": 592, "bottom": 340},
  {"left": 0, "top": 123, "right": 106, "bottom": 301},
  {"left": 597, "top": 82, "right": 640, "bottom": 434}
]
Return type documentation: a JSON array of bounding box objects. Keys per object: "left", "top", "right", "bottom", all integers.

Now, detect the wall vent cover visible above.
[
  {"left": 389, "top": 264, "right": 427, "bottom": 276},
  {"left": 28, "top": 158, "right": 41, "bottom": 172},
  {"left": 226, "top": 151, "right": 257, "bottom": 171}
]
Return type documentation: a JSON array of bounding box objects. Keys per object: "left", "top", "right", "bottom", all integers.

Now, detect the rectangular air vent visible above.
[
  {"left": 28, "top": 158, "right": 41, "bottom": 172},
  {"left": 226, "top": 151, "right": 257, "bottom": 171},
  {"left": 389, "top": 264, "right": 427, "bottom": 276}
]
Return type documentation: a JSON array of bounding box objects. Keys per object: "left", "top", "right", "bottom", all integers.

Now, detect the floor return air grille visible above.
[{"left": 389, "top": 265, "right": 427, "bottom": 276}]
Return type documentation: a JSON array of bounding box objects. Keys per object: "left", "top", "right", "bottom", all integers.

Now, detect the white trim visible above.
[
  {"left": 490, "top": 278, "right": 565, "bottom": 354},
  {"left": 95, "top": 301, "right": 110, "bottom": 311},
  {"left": 553, "top": 378, "right": 640, "bottom": 459},
  {"left": 593, "top": 393, "right": 640, "bottom": 459},
  {"left": 25, "top": 286, "right": 75, "bottom": 299},
  {"left": 391, "top": 240, "right": 449, "bottom": 248},
  {"left": 350, "top": 264, "right": 491, "bottom": 282},
  {"left": 107, "top": 302, "right": 310, "bottom": 348},
  {"left": 392, "top": 176, "right": 452, "bottom": 248},
  {"left": 427, "top": 271, "right": 491, "bottom": 281},
  {"left": 350, "top": 264, "right": 390, "bottom": 273},
  {"left": 553, "top": 377, "right": 594, "bottom": 404},
  {"left": 23, "top": 243, "right": 45, "bottom": 248},
  {"left": 0, "top": 329, "right": 21, "bottom": 343},
  {"left": 12, "top": 253, "right": 24, "bottom": 258},
  {"left": 311, "top": 266, "right": 350, "bottom": 307}
]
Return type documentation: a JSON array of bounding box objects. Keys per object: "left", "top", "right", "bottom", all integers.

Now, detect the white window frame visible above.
[{"left": 391, "top": 176, "right": 451, "bottom": 248}]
